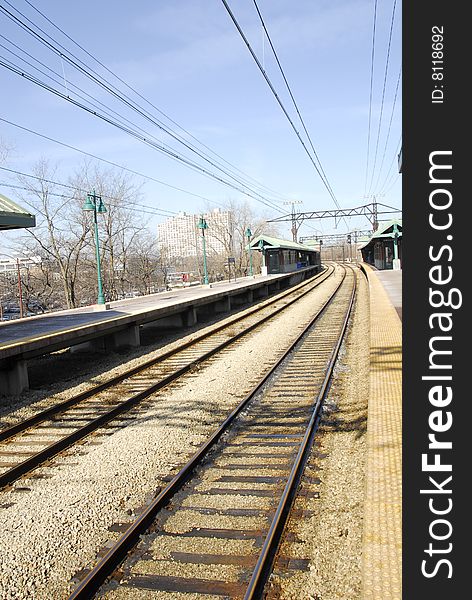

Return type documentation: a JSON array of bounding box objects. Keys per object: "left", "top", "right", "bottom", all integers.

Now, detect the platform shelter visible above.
[
  {"left": 0, "top": 193, "right": 36, "bottom": 231},
  {"left": 249, "top": 235, "right": 320, "bottom": 275},
  {"left": 358, "top": 219, "right": 402, "bottom": 270}
]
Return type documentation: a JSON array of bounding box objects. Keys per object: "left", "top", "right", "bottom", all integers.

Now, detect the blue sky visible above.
[{"left": 0, "top": 0, "right": 401, "bottom": 242}]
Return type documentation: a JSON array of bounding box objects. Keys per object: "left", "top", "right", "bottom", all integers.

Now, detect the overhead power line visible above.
[
  {"left": 220, "top": 0, "right": 341, "bottom": 210},
  {"left": 21, "top": 0, "right": 290, "bottom": 204},
  {"left": 0, "top": 0, "right": 287, "bottom": 213},
  {"left": 0, "top": 166, "right": 178, "bottom": 217},
  {"left": 364, "top": 0, "right": 378, "bottom": 196},
  {"left": 0, "top": 181, "right": 172, "bottom": 218},
  {"left": 0, "top": 117, "right": 225, "bottom": 209},
  {"left": 377, "top": 134, "right": 402, "bottom": 195},
  {"left": 367, "top": 0, "right": 398, "bottom": 195},
  {"left": 0, "top": 35, "right": 180, "bottom": 154},
  {"left": 250, "top": 0, "right": 338, "bottom": 205},
  {"left": 372, "top": 66, "right": 401, "bottom": 194},
  {"left": 0, "top": 33, "right": 268, "bottom": 209},
  {"left": 383, "top": 172, "right": 400, "bottom": 196},
  {"left": 0, "top": 54, "right": 285, "bottom": 215}
]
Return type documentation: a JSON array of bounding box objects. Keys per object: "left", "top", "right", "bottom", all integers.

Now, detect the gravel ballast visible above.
[
  {"left": 267, "top": 268, "right": 370, "bottom": 599},
  {"left": 0, "top": 268, "right": 346, "bottom": 599}
]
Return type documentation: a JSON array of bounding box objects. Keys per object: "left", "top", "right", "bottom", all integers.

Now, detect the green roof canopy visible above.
[
  {"left": 0, "top": 193, "right": 36, "bottom": 231},
  {"left": 371, "top": 219, "right": 402, "bottom": 239},
  {"left": 249, "top": 234, "right": 316, "bottom": 252},
  {"left": 357, "top": 219, "right": 402, "bottom": 250}
]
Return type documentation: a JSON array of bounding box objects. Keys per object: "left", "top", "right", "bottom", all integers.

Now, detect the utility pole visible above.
[
  {"left": 16, "top": 258, "right": 24, "bottom": 318},
  {"left": 372, "top": 196, "right": 378, "bottom": 232},
  {"left": 82, "top": 190, "right": 107, "bottom": 305},
  {"left": 198, "top": 216, "right": 209, "bottom": 285},
  {"left": 363, "top": 194, "right": 384, "bottom": 232},
  {"left": 392, "top": 222, "right": 401, "bottom": 269},
  {"left": 246, "top": 227, "right": 253, "bottom": 277},
  {"left": 283, "top": 201, "right": 303, "bottom": 242}
]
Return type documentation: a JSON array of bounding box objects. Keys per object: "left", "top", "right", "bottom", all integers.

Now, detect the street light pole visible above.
[
  {"left": 16, "top": 258, "right": 24, "bottom": 318},
  {"left": 197, "top": 216, "right": 209, "bottom": 285},
  {"left": 246, "top": 227, "right": 253, "bottom": 277},
  {"left": 392, "top": 222, "right": 401, "bottom": 270},
  {"left": 83, "top": 190, "right": 107, "bottom": 305}
]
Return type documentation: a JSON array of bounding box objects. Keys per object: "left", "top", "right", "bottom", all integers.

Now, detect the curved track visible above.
[{"left": 68, "top": 264, "right": 357, "bottom": 599}]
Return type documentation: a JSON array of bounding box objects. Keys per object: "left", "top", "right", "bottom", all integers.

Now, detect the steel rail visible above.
[
  {"left": 243, "top": 266, "right": 357, "bottom": 599},
  {"left": 0, "top": 267, "right": 336, "bottom": 489},
  {"left": 67, "top": 266, "right": 351, "bottom": 600},
  {"left": 0, "top": 267, "right": 333, "bottom": 445}
]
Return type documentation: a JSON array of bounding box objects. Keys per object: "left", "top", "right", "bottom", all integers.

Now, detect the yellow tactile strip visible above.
[{"left": 362, "top": 265, "right": 402, "bottom": 599}]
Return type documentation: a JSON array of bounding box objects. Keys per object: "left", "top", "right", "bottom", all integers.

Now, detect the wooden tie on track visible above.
[
  {"left": 68, "top": 265, "right": 356, "bottom": 599},
  {"left": 0, "top": 268, "right": 337, "bottom": 490}
]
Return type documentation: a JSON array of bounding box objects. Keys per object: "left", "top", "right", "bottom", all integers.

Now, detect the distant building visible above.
[
  {"left": 157, "top": 209, "right": 233, "bottom": 258},
  {"left": 0, "top": 255, "right": 42, "bottom": 273}
]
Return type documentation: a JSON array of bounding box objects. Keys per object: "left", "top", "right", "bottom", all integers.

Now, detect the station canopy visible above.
[
  {"left": 357, "top": 219, "right": 402, "bottom": 250},
  {"left": 0, "top": 193, "right": 36, "bottom": 231},
  {"left": 249, "top": 235, "right": 316, "bottom": 252}
]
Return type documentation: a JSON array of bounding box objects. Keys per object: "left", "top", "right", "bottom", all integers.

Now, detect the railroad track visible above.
[
  {"left": 68, "top": 264, "right": 357, "bottom": 599},
  {"left": 0, "top": 265, "right": 337, "bottom": 490}
]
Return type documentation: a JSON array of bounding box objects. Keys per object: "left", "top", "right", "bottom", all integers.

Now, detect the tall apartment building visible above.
[{"left": 157, "top": 209, "right": 233, "bottom": 259}]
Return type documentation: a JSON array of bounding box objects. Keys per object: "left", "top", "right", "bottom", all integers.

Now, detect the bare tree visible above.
[
  {"left": 127, "top": 232, "right": 160, "bottom": 295},
  {"left": 205, "top": 200, "right": 279, "bottom": 277},
  {"left": 0, "top": 136, "right": 14, "bottom": 165},
  {"left": 15, "top": 159, "right": 88, "bottom": 308},
  {"left": 71, "top": 162, "right": 146, "bottom": 301},
  {"left": 155, "top": 244, "right": 172, "bottom": 290}
]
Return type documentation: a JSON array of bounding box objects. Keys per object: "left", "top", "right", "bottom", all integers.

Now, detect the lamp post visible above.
[
  {"left": 246, "top": 227, "right": 253, "bottom": 277},
  {"left": 392, "top": 222, "right": 401, "bottom": 270},
  {"left": 16, "top": 258, "right": 24, "bottom": 318},
  {"left": 83, "top": 190, "right": 107, "bottom": 304},
  {"left": 197, "top": 216, "right": 209, "bottom": 285},
  {"left": 393, "top": 224, "right": 399, "bottom": 261}
]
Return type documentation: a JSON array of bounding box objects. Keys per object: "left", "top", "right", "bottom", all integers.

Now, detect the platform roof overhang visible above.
[
  {"left": 249, "top": 234, "right": 316, "bottom": 252},
  {"left": 0, "top": 193, "right": 36, "bottom": 231},
  {"left": 357, "top": 219, "right": 402, "bottom": 250}
]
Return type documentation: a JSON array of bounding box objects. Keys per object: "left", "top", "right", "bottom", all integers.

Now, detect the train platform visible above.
[
  {"left": 372, "top": 269, "right": 402, "bottom": 321},
  {"left": 0, "top": 267, "right": 318, "bottom": 395},
  {"left": 361, "top": 264, "right": 402, "bottom": 599}
]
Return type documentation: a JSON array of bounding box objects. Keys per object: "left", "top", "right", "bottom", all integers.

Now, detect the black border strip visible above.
[{"left": 404, "top": 3, "right": 467, "bottom": 596}]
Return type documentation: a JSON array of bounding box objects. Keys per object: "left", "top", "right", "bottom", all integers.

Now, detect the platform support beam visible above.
[
  {"left": 255, "top": 286, "right": 269, "bottom": 298},
  {"left": 0, "top": 359, "right": 29, "bottom": 396},
  {"left": 108, "top": 325, "right": 140, "bottom": 349},
  {"left": 70, "top": 338, "right": 106, "bottom": 353},
  {"left": 182, "top": 307, "right": 197, "bottom": 327},
  {"left": 214, "top": 297, "right": 231, "bottom": 313}
]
